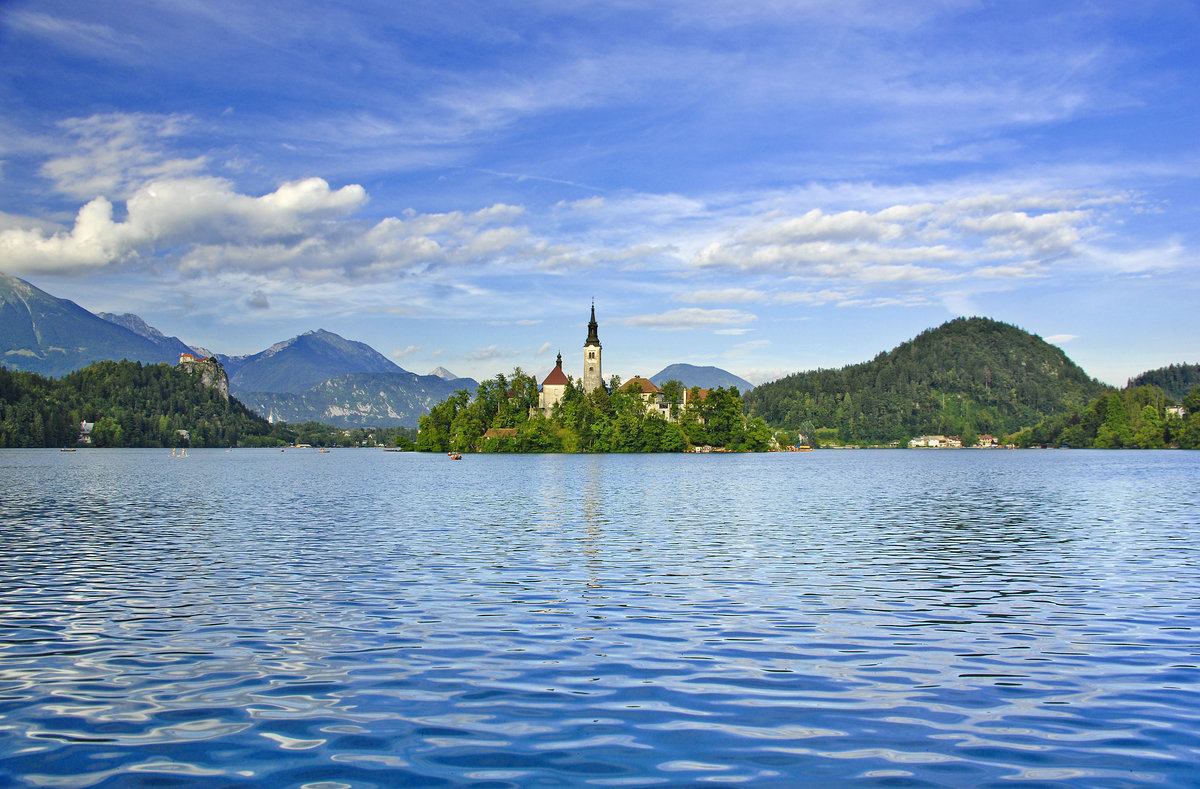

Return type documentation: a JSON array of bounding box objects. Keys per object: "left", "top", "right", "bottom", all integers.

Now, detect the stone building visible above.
[{"left": 538, "top": 303, "right": 607, "bottom": 417}]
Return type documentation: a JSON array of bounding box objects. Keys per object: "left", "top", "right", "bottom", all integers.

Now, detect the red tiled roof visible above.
[
  {"left": 542, "top": 364, "right": 569, "bottom": 386},
  {"left": 620, "top": 377, "right": 660, "bottom": 394}
]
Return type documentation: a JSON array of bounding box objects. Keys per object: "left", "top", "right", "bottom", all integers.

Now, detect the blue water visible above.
[{"left": 1, "top": 448, "right": 1198, "bottom": 787}]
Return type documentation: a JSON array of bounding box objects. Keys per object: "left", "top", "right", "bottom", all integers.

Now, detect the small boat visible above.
[
  {"left": 449, "top": 452, "right": 462, "bottom": 460},
  {"left": 319, "top": 448, "right": 331, "bottom": 454},
  {"left": 60, "top": 447, "right": 76, "bottom": 452}
]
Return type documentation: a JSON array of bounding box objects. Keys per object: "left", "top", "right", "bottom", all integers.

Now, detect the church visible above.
[
  {"left": 537, "top": 303, "right": 604, "bottom": 417},
  {"left": 536, "top": 304, "right": 707, "bottom": 419}
]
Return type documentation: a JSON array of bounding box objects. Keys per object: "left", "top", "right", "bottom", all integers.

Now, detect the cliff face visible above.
[{"left": 179, "top": 357, "right": 230, "bottom": 401}]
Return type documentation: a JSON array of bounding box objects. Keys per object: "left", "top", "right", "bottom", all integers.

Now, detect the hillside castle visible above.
[
  {"left": 177, "top": 352, "right": 229, "bottom": 401},
  {"left": 536, "top": 304, "right": 705, "bottom": 419}
]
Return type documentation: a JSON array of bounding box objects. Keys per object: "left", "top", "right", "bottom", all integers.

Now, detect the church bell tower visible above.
[{"left": 583, "top": 302, "right": 603, "bottom": 392}]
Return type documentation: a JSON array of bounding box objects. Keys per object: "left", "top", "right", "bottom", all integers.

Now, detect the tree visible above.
[
  {"left": 1132, "top": 404, "right": 1165, "bottom": 449},
  {"left": 1183, "top": 386, "right": 1200, "bottom": 415},
  {"left": 1094, "top": 393, "right": 1133, "bottom": 448},
  {"left": 91, "top": 416, "right": 123, "bottom": 447}
]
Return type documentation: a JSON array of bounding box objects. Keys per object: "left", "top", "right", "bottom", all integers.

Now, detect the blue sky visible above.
[{"left": 1, "top": 0, "right": 1197, "bottom": 386}]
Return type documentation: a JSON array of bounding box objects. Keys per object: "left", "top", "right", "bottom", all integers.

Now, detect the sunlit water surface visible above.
[{"left": 1, "top": 448, "right": 1198, "bottom": 787}]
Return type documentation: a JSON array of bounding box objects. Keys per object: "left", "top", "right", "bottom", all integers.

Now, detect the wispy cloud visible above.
[
  {"left": 623, "top": 308, "right": 757, "bottom": 330},
  {"left": 1044, "top": 334, "right": 1077, "bottom": 345},
  {"left": 7, "top": 10, "right": 145, "bottom": 62}
]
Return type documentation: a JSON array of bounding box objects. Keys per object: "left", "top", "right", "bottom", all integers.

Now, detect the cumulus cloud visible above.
[
  {"left": 245, "top": 289, "right": 270, "bottom": 309},
  {"left": 686, "top": 194, "right": 1104, "bottom": 291},
  {"left": 0, "top": 175, "right": 367, "bottom": 274}
]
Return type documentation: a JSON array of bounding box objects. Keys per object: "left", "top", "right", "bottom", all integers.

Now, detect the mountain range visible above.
[
  {"left": 0, "top": 272, "right": 480, "bottom": 426},
  {"left": 9, "top": 271, "right": 1180, "bottom": 437},
  {"left": 1, "top": 272, "right": 185, "bottom": 377},
  {"left": 0, "top": 273, "right": 754, "bottom": 426}
]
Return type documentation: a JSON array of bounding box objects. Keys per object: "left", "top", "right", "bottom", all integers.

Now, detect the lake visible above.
[{"left": 1, "top": 448, "right": 1198, "bottom": 787}]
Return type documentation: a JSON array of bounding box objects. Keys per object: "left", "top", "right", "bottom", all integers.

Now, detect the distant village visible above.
[{"left": 909, "top": 434, "right": 1003, "bottom": 449}]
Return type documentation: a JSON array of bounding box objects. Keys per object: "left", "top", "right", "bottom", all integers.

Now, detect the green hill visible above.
[
  {"left": 0, "top": 360, "right": 272, "bottom": 447},
  {"left": 743, "top": 317, "right": 1110, "bottom": 444},
  {"left": 1016, "top": 384, "right": 1200, "bottom": 449},
  {"left": 1128, "top": 363, "right": 1200, "bottom": 401}
]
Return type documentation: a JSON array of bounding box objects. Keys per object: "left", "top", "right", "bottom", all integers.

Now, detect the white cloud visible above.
[
  {"left": 7, "top": 10, "right": 144, "bottom": 62},
  {"left": 42, "top": 113, "right": 206, "bottom": 200},
  {"left": 740, "top": 368, "right": 791, "bottom": 386},
  {"left": 1082, "top": 239, "right": 1190, "bottom": 274},
  {"left": 391, "top": 345, "right": 420, "bottom": 359},
  {"left": 463, "top": 345, "right": 521, "bottom": 361},
  {"left": 681, "top": 193, "right": 1117, "bottom": 301},
  {"left": 683, "top": 288, "right": 767, "bottom": 304},
  {"left": 623, "top": 308, "right": 756, "bottom": 330},
  {"left": 1044, "top": 334, "right": 1077, "bottom": 345},
  {"left": 0, "top": 175, "right": 367, "bottom": 274}
]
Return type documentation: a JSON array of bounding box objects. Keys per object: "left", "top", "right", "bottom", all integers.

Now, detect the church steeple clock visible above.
[{"left": 583, "top": 301, "right": 603, "bottom": 392}]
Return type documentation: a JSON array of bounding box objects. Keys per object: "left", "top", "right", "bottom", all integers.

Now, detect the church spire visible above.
[
  {"left": 585, "top": 300, "right": 601, "bottom": 347},
  {"left": 582, "top": 301, "right": 603, "bottom": 393}
]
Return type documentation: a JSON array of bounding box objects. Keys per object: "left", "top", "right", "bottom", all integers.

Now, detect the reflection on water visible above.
[{"left": 1, "top": 448, "right": 1198, "bottom": 787}]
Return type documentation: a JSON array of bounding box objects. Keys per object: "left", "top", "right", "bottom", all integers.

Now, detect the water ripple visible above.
[{"left": 2, "top": 448, "right": 1199, "bottom": 786}]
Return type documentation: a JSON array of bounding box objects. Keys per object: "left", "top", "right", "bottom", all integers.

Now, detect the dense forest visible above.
[
  {"left": 1015, "top": 385, "right": 1200, "bottom": 449},
  {"left": 416, "top": 369, "right": 769, "bottom": 453},
  {"left": 0, "top": 361, "right": 272, "bottom": 447},
  {"left": 0, "top": 361, "right": 424, "bottom": 448},
  {"left": 743, "top": 317, "right": 1110, "bottom": 444},
  {"left": 1128, "top": 363, "right": 1200, "bottom": 401}
]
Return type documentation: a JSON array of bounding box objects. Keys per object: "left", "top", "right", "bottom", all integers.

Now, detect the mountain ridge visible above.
[
  {"left": 649, "top": 363, "right": 753, "bottom": 392},
  {"left": 239, "top": 370, "right": 478, "bottom": 428},
  {"left": 227, "top": 329, "right": 409, "bottom": 394},
  {"left": 97, "top": 312, "right": 197, "bottom": 359},
  {"left": 1, "top": 272, "right": 178, "bottom": 377}
]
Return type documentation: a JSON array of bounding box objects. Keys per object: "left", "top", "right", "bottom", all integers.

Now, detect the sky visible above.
[{"left": 1, "top": 0, "right": 1197, "bottom": 387}]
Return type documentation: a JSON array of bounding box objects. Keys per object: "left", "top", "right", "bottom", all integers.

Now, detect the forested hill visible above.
[
  {"left": 743, "top": 317, "right": 1110, "bottom": 444},
  {"left": 0, "top": 360, "right": 272, "bottom": 447},
  {"left": 1128, "top": 363, "right": 1200, "bottom": 401}
]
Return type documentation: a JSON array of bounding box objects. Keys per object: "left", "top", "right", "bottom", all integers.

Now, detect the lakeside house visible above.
[{"left": 909, "top": 435, "right": 963, "bottom": 448}]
